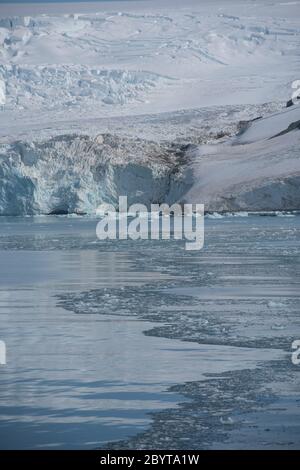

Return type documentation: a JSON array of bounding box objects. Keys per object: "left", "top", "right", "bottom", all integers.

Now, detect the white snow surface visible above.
[
  {"left": 0, "top": 0, "right": 300, "bottom": 126},
  {"left": 183, "top": 105, "right": 300, "bottom": 212},
  {"left": 0, "top": 0, "right": 299, "bottom": 215}
]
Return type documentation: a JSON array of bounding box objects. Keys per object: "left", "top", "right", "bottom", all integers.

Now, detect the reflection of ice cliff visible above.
[{"left": 0, "top": 106, "right": 300, "bottom": 215}]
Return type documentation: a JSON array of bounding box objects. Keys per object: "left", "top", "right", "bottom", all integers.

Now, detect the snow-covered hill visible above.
[{"left": 183, "top": 106, "right": 300, "bottom": 212}]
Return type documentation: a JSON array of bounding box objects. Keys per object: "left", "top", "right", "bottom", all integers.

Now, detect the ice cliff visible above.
[{"left": 0, "top": 133, "right": 190, "bottom": 215}]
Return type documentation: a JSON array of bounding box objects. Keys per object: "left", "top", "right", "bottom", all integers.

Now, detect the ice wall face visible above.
[
  {"left": 0, "top": 134, "right": 188, "bottom": 215},
  {"left": 0, "top": 158, "right": 35, "bottom": 216}
]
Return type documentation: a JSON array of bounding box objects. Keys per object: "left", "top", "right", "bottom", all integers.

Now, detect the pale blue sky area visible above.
[{"left": 0, "top": 1, "right": 132, "bottom": 4}]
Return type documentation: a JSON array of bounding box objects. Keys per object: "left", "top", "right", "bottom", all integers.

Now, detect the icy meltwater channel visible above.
[{"left": 0, "top": 215, "right": 299, "bottom": 449}]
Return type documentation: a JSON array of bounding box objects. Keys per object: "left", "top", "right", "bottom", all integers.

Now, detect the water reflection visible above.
[{"left": 0, "top": 217, "right": 290, "bottom": 449}]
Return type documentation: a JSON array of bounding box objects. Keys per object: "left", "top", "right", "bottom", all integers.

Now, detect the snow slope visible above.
[
  {"left": 0, "top": 0, "right": 300, "bottom": 129},
  {"left": 183, "top": 105, "right": 300, "bottom": 212}
]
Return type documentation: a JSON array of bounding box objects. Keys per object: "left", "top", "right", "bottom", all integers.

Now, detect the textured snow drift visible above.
[{"left": 0, "top": 106, "right": 299, "bottom": 215}]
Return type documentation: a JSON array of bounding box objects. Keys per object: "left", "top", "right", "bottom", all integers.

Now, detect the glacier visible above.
[
  {"left": 0, "top": 0, "right": 300, "bottom": 215},
  {"left": 0, "top": 132, "right": 190, "bottom": 215},
  {"left": 0, "top": 105, "right": 300, "bottom": 216}
]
